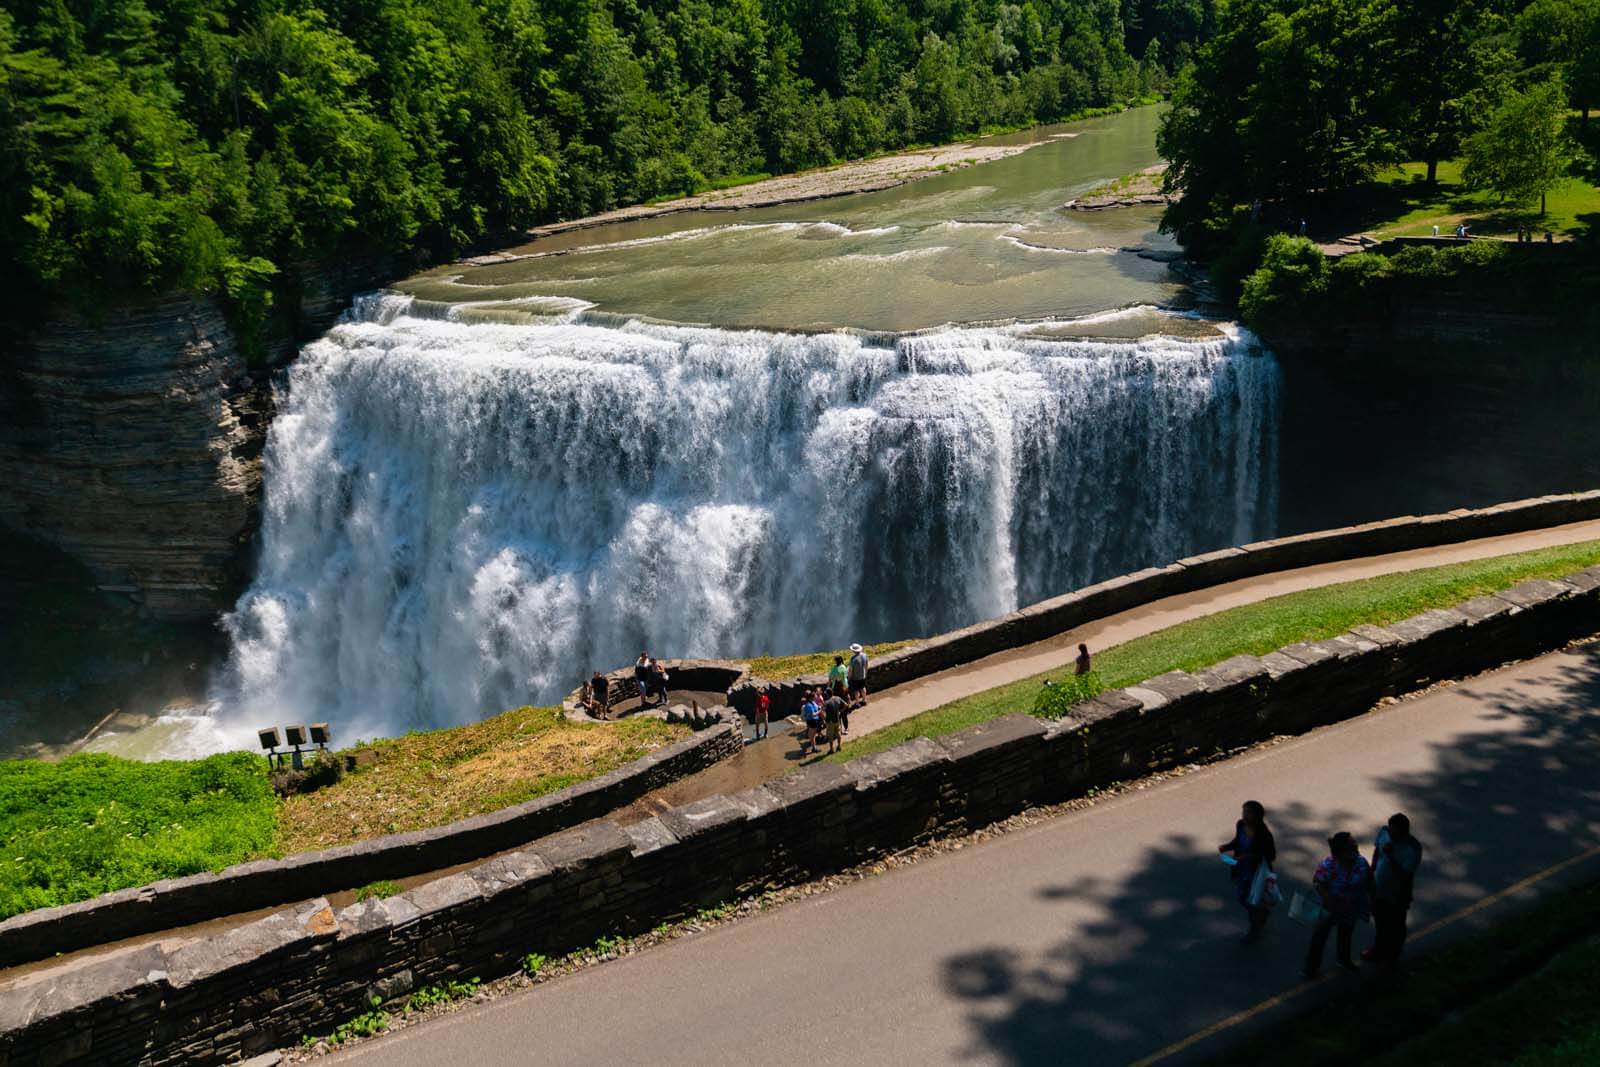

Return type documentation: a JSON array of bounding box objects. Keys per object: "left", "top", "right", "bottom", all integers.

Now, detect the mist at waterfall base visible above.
[{"left": 190, "top": 296, "right": 1279, "bottom": 749}]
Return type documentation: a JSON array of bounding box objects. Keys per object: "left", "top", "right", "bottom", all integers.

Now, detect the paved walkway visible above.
[
  {"left": 622, "top": 518, "right": 1600, "bottom": 816},
  {"left": 329, "top": 645, "right": 1600, "bottom": 1066}
]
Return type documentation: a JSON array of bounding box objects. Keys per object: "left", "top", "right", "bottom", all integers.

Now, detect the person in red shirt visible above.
[{"left": 754, "top": 690, "right": 771, "bottom": 739}]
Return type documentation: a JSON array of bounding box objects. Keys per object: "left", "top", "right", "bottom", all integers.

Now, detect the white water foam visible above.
[{"left": 207, "top": 295, "right": 1280, "bottom": 747}]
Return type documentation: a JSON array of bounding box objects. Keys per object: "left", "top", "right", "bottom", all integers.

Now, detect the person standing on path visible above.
[
  {"left": 800, "top": 690, "right": 822, "bottom": 754},
  {"left": 1218, "top": 801, "right": 1278, "bottom": 944},
  {"left": 591, "top": 671, "right": 610, "bottom": 717},
  {"left": 1075, "top": 643, "right": 1092, "bottom": 676},
  {"left": 823, "top": 691, "right": 845, "bottom": 754},
  {"left": 635, "top": 652, "right": 651, "bottom": 705},
  {"left": 1302, "top": 831, "right": 1372, "bottom": 978},
  {"left": 848, "top": 643, "right": 869, "bottom": 704},
  {"left": 753, "top": 690, "right": 770, "bottom": 740},
  {"left": 829, "top": 655, "right": 849, "bottom": 696},
  {"left": 1364, "top": 813, "right": 1423, "bottom": 964}
]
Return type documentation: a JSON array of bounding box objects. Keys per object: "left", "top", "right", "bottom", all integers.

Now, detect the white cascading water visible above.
[{"left": 212, "top": 294, "right": 1280, "bottom": 743}]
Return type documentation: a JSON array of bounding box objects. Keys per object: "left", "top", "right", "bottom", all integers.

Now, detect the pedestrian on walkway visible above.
[
  {"left": 848, "top": 643, "right": 869, "bottom": 703},
  {"left": 650, "top": 659, "right": 671, "bottom": 706},
  {"left": 1075, "top": 643, "right": 1092, "bottom": 676},
  {"left": 590, "top": 671, "right": 610, "bottom": 717},
  {"left": 823, "top": 690, "right": 845, "bottom": 754},
  {"left": 1219, "top": 800, "right": 1278, "bottom": 944},
  {"left": 1302, "top": 831, "right": 1372, "bottom": 978},
  {"left": 635, "top": 652, "right": 651, "bottom": 704},
  {"left": 1364, "top": 813, "right": 1423, "bottom": 964},
  {"left": 829, "top": 655, "right": 849, "bottom": 696},
  {"left": 800, "top": 690, "right": 823, "bottom": 754},
  {"left": 754, "top": 689, "right": 770, "bottom": 739}
]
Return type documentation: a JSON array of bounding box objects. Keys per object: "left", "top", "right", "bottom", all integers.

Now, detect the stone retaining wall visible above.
[
  {"left": 731, "top": 491, "right": 1600, "bottom": 717},
  {"left": 561, "top": 660, "right": 750, "bottom": 715},
  {"left": 7, "top": 566, "right": 1600, "bottom": 1065},
  {"left": 0, "top": 714, "right": 745, "bottom": 971}
]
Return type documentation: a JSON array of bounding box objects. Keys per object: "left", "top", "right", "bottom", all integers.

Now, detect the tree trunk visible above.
[
  {"left": 1541, "top": 190, "right": 1547, "bottom": 217},
  {"left": 1426, "top": 156, "right": 1438, "bottom": 185}
]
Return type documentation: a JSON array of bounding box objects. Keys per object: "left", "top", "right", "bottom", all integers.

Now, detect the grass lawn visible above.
[
  {"left": 1212, "top": 877, "right": 1600, "bottom": 1067},
  {"left": 276, "top": 706, "right": 686, "bottom": 853},
  {"left": 747, "top": 640, "right": 923, "bottom": 682},
  {"left": 0, "top": 752, "right": 278, "bottom": 920},
  {"left": 0, "top": 706, "right": 688, "bottom": 919},
  {"left": 1340, "top": 156, "right": 1600, "bottom": 241},
  {"left": 829, "top": 538, "right": 1600, "bottom": 764}
]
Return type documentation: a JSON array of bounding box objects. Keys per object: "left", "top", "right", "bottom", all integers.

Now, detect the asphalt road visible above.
[{"left": 329, "top": 645, "right": 1600, "bottom": 1067}]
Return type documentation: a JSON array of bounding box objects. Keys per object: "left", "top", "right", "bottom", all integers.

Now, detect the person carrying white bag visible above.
[{"left": 1218, "top": 800, "right": 1280, "bottom": 945}]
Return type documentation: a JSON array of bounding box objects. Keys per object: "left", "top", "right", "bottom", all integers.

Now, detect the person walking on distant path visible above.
[
  {"left": 848, "top": 643, "right": 869, "bottom": 704},
  {"left": 1302, "top": 831, "right": 1372, "bottom": 978},
  {"left": 1219, "top": 800, "right": 1278, "bottom": 944},
  {"left": 754, "top": 689, "right": 770, "bottom": 740},
  {"left": 1363, "top": 813, "right": 1423, "bottom": 964},
  {"left": 823, "top": 690, "right": 846, "bottom": 754},
  {"left": 591, "top": 671, "right": 610, "bottom": 717},
  {"left": 1298, "top": 218, "right": 1308, "bottom": 237},
  {"left": 1075, "top": 643, "right": 1092, "bottom": 676},
  {"left": 829, "top": 655, "right": 849, "bottom": 695}
]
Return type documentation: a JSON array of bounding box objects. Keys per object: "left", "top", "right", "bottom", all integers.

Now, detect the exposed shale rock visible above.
[{"left": 0, "top": 261, "right": 390, "bottom": 621}]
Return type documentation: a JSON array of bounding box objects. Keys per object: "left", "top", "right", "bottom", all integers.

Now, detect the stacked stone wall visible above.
[
  {"left": 731, "top": 491, "right": 1600, "bottom": 717},
  {"left": 6, "top": 567, "right": 1600, "bottom": 1065}
]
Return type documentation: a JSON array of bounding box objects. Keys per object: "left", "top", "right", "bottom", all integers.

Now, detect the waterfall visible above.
[{"left": 214, "top": 295, "right": 1280, "bottom": 742}]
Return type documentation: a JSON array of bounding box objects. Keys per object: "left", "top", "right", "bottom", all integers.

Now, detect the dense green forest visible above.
[
  {"left": 0, "top": 0, "right": 1205, "bottom": 322},
  {"left": 1157, "top": 0, "right": 1600, "bottom": 248}
]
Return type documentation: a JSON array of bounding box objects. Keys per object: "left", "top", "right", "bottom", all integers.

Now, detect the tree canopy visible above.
[
  {"left": 0, "top": 0, "right": 1202, "bottom": 324},
  {"left": 1156, "top": 0, "right": 1591, "bottom": 240}
]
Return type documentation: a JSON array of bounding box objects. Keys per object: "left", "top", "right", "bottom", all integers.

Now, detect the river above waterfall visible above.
[{"left": 399, "top": 107, "right": 1184, "bottom": 333}]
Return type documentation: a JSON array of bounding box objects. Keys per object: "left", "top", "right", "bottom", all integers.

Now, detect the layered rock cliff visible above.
[{"left": 0, "top": 261, "right": 391, "bottom": 623}]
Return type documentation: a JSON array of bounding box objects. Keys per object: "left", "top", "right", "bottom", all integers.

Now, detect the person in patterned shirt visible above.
[{"left": 1302, "top": 831, "right": 1372, "bottom": 978}]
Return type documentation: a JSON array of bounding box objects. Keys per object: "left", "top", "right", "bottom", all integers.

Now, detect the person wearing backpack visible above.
[{"left": 1218, "top": 800, "right": 1277, "bottom": 944}]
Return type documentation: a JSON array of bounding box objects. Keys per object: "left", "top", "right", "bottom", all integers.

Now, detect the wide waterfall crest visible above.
[{"left": 214, "top": 296, "right": 1280, "bottom": 743}]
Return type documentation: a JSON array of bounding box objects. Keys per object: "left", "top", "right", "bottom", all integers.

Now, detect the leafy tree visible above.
[
  {"left": 1462, "top": 77, "right": 1574, "bottom": 216},
  {"left": 1158, "top": 0, "right": 1401, "bottom": 239}
]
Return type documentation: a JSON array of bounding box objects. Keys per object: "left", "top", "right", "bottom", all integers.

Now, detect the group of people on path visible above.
[
  {"left": 1219, "top": 801, "right": 1423, "bottom": 979},
  {"left": 792, "top": 643, "right": 870, "bottom": 755}
]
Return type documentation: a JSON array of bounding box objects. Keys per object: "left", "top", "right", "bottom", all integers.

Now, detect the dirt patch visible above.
[{"left": 275, "top": 706, "right": 687, "bottom": 853}]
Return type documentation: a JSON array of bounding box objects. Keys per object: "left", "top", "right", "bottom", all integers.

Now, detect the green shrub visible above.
[
  {"left": 1031, "top": 673, "right": 1105, "bottom": 719},
  {"left": 0, "top": 752, "right": 278, "bottom": 919}
]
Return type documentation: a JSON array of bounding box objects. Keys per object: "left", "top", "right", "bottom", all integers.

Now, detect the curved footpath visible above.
[
  {"left": 5, "top": 517, "right": 1600, "bottom": 986},
  {"left": 622, "top": 516, "right": 1600, "bottom": 815},
  {"left": 330, "top": 642, "right": 1600, "bottom": 1066}
]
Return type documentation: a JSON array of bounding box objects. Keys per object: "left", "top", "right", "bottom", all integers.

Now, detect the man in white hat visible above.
[{"left": 847, "top": 642, "right": 869, "bottom": 713}]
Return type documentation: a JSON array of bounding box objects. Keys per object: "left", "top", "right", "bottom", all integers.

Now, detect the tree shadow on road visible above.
[{"left": 938, "top": 646, "right": 1600, "bottom": 1066}]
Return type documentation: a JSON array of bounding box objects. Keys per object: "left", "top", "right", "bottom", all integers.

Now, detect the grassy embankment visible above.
[
  {"left": 1338, "top": 156, "right": 1600, "bottom": 242},
  {"left": 748, "top": 640, "right": 922, "bottom": 681},
  {"left": 0, "top": 708, "right": 685, "bottom": 921},
  {"left": 829, "top": 537, "right": 1600, "bottom": 763},
  {"left": 1213, "top": 876, "right": 1600, "bottom": 1067}
]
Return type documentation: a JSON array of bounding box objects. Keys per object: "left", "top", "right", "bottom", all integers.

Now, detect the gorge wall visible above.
[{"left": 0, "top": 264, "right": 393, "bottom": 622}]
